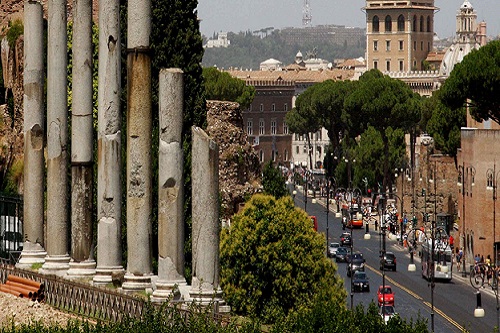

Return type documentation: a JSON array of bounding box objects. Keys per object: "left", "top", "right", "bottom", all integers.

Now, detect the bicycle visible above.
[{"left": 470, "top": 262, "right": 498, "bottom": 290}]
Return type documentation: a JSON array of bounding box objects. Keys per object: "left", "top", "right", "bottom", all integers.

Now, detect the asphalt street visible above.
[{"left": 292, "top": 188, "right": 498, "bottom": 333}]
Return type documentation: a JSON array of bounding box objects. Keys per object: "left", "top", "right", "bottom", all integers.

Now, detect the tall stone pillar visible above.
[
  {"left": 94, "top": 0, "right": 124, "bottom": 285},
  {"left": 18, "top": 0, "right": 47, "bottom": 268},
  {"left": 152, "top": 69, "right": 186, "bottom": 302},
  {"left": 190, "top": 127, "right": 224, "bottom": 303},
  {"left": 67, "top": 0, "right": 96, "bottom": 278},
  {"left": 42, "top": 0, "right": 71, "bottom": 275},
  {"left": 122, "top": 0, "right": 153, "bottom": 292}
]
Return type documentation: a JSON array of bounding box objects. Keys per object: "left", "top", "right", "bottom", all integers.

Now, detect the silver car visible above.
[{"left": 328, "top": 242, "right": 340, "bottom": 258}]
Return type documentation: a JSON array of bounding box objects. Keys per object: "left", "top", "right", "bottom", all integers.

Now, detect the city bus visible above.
[
  {"left": 341, "top": 203, "right": 363, "bottom": 229},
  {"left": 310, "top": 216, "right": 318, "bottom": 231},
  {"left": 421, "top": 238, "right": 453, "bottom": 281}
]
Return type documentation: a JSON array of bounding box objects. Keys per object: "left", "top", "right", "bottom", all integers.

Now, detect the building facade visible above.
[{"left": 365, "top": 0, "right": 436, "bottom": 72}]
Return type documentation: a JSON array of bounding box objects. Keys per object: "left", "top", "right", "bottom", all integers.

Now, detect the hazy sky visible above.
[{"left": 197, "top": 0, "right": 500, "bottom": 39}]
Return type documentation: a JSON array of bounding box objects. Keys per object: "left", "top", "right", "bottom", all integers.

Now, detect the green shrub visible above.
[{"left": 6, "top": 20, "right": 23, "bottom": 48}]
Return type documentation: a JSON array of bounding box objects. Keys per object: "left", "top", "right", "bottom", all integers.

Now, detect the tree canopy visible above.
[
  {"left": 202, "top": 67, "right": 255, "bottom": 109},
  {"left": 261, "top": 162, "right": 288, "bottom": 199},
  {"left": 220, "top": 194, "right": 345, "bottom": 323},
  {"left": 424, "top": 94, "right": 465, "bottom": 156},
  {"left": 344, "top": 70, "right": 422, "bottom": 191},
  {"left": 439, "top": 40, "right": 500, "bottom": 124}
]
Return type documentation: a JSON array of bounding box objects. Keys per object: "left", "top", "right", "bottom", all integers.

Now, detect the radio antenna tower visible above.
[{"left": 303, "top": 0, "right": 312, "bottom": 27}]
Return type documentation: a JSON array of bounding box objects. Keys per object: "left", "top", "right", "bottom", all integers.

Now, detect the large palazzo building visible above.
[{"left": 364, "top": 0, "right": 436, "bottom": 72}]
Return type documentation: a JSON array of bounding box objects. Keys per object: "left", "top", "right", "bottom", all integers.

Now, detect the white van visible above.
[{"left": 0, "top": 215, "right": 23, "bottom": 253}]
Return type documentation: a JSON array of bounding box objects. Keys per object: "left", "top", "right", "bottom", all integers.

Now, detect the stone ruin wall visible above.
[{"left": 206, "top": 100, "right": 261, "bottom": 222}]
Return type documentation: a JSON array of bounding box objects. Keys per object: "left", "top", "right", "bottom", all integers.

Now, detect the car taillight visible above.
[{"left": 393, "top": 258, "right": 396, "bottom": 263}]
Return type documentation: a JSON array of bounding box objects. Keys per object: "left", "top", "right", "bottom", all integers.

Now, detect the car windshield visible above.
[
  {"left": 337, "top": 247, "right": 347, "bottom": 254},
  {"left": 354, "top": 272, "right": 366, "bottom": 279},
  {"left": 381, "top": 306, "right": 395, "bottom": 315},
  {"left": 386, "top": 253, "right": 395, "bottom": 259},
  {"left": 380, "top": 287, "right": 392, "bottom": 294},
  {"left": 352, "top": 253, "right": 363, "bottom": 260},
  {"left": 329, "top": 243, "right": 339, "bottom": 248}
]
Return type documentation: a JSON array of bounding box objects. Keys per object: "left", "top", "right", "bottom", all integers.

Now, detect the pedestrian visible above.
[
  {"left": 449, "top": 235, "right": 454, "bottom": 250},
  {"left": 456, "top": 249, "right": 462, "bottom": 272}
]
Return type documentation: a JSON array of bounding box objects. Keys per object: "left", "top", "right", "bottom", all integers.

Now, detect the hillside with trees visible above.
[{"left": 202, "top": 30, "right": 365, "bottom": 70}]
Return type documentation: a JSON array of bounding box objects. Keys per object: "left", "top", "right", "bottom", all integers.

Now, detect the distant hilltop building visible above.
[
  {"left": 279, "top": 25, "right": 365, "bottom": 47},
  {"left": 204, "top": 32, "right": 230, "bottom": 48}
]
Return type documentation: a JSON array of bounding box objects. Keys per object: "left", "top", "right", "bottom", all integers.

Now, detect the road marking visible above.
[{"left": 365, "top": 264, "right": 463, "bottom": 331}]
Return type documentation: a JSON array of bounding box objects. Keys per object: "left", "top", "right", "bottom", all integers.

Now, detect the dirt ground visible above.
[{"left": 0, "top": 292, "right": 78, "bottom": 328}]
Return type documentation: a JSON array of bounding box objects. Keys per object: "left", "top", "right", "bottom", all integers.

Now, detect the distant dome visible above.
[
  {"left": 296, "top": 50, "right": 303, "bottom": 58},
  {"left": 295, "top": 50, "right": 304, "bottom": 64},
  {"left": 439, "top": 43, "right": 477, "bottom": 77}
]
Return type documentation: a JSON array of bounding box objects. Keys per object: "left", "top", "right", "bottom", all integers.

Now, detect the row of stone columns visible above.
[{"left": 19, "top": 0, "right": 224, "bottom": 302}]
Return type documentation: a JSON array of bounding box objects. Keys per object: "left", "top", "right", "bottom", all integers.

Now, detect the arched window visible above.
[
  {"left": 420, "top": 16, "right": 424, "bottom": 32},
  {"left": 385, "top": 15, "right": 392, "bottom": 32},
  {"left": 397, "top": 15, "right": 405, "bottom": 31},
  {"left": 427, "top": 16, "right": 431, "bottom": 32},
  {"left": 412, "top": 15, "right": 417, "bottom": 32},
  {"left": 373, "top": 16, "right": 379, "bottom": 32}
]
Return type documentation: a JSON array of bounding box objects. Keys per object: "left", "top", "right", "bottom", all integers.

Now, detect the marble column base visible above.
[
  {"left": 66, "top": 259, "right": 96, "bottom": 279},
  {"left": 93, "top": 265, "right": 124, "bottom": 286},
  {"left": 40, "top": 254, "right": 71, "bottom": 276},
  {"left": 16, "top": 242, "right": 46, "bottom": 269},
  {"left": 151, "top": 279, "right": 186, "bottom": 303},
  {"left": 122, "top": 273, "right": 152, "bottom": 292}
]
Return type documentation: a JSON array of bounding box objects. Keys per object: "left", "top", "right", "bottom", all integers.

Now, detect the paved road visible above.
[{"left": 292, "top": 189, "right": 498, "bottom": 333}]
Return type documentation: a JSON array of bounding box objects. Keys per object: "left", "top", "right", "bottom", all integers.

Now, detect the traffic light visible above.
[{"left": 412, "top": 215, "right": 417, "bottom": 228}]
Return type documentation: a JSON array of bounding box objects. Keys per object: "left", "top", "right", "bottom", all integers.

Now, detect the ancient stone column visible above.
[
  {"left": 67, "top": 0, "right": 96, "bottom": 278},
  {"left": 42, "top": 0, "right": 71, "bottom": 275},
  {"left": 152, "top": 68, "right": 186, "bottom": 302},
  {"left": 190, "top": 127, "right": 224, "bottom": 303},
  {"left": 94, "top": 0, "right": 124, "bottom": 285},
  {"left": 122, "top": 0, "right": 153, "bottom": 292},
  {"left": 18, "top": 0, "right": 47, "bottom": 268}
]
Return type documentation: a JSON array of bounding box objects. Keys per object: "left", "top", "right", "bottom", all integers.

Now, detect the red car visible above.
[{"left": 377, "top": 285, "right": 395, "bottom": 307}]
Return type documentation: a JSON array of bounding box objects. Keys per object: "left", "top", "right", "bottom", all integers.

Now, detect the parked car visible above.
[
  {"left": 340, "top": 232, "right": 352, "bottom": 247},
  {"left": 377, "top": 285, "right": 395, "bottom": 307},
  {"left": 328, "top": 242, "right": 340, "bottom": 258},
  {"left": 335, "top": 247, "right": 348, "bottom": 262},
  {"left": 380, "top": 252, "right": 397, "bottom": 271},
  {"left": 379, "top": 305, "right": 397, "bottom": 324},
  {"left": 352, "top": 271, "right": 370, "bottom": 292},
  {"left": 346, "top": 252, "right": 365, "bottom": 277}
]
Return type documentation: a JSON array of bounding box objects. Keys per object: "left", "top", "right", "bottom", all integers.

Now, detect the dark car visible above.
[
  {"left": 340, "top": 232, "right": 352, "bottom": 247},
  {"left": 380, "top": 252, "right": 397, "bottom": 271},
  {"left": 328, "top": 242, "right": 340, "bottom": 258},
  {"left": 335, "top": 247, "right": 348, "bottom": 262},
  {"left": 352, "top": 271, "right": 370, "bottom": 292},
  {"left": 347, "top": 252, "right": 365, "bottom": 277}
]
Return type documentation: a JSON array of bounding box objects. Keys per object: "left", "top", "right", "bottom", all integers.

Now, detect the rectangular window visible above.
[
  {"left": 399, "top": 40, "right": 403, "bottom": 50},
  {"left": 374, "top": 40, "right": 378, "bottom": 51},
  {"left": 247, "top": 119, "right": 253, "bottom": 135},
  {"left": 283, "top": 122, "right": 288, "bottom": 135},
  {"left": 386, "top": 60, "right": 390, "bottom": 71},
  {"left": 259, "top": 118, "right": 265, "bottom": 135},
  {"left": 295, "top": 133, "right": 299, "bottom": 140},
  {"left": 399, "top": 60, "right": 404, "bottom": 71},
  {"left": 386, "top": 40, "right": 390, "bottom": 51},
  {"left": 421, "top": 41, "right": 423, "bottom": 50},
  {"left": 271, "top": 119, "right": 277, "bottom": 135},
  {"left": 428, "top": 42, "right": 431, "bottom": 51},
  {"left": 374, "top": 61, "right": 378, "bottom": 69},
  {"left": 254, "top": 136, "right": 259, "bottom": 145},
  {"left": 296, "top": 146, "right": 299, "bottom": 154},
  {"left": 303, "top": 146, "right": 307, "bottom": 154},
  {"left": 284, "top": 103, "right": 288, "bottom": 112},
  {"left": 413, "top": 41, "right": 417, "bottom": 50},
  {"left": 272, "top": 103, "right": 276, "bottom": 112},
  {"left": 259, "top": 104, "right": 264, "bottom": 112}
]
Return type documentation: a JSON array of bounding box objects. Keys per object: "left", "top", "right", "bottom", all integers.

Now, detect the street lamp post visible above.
[{"left": 304, "top": 171, "right": 308, "bottom": 212}]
